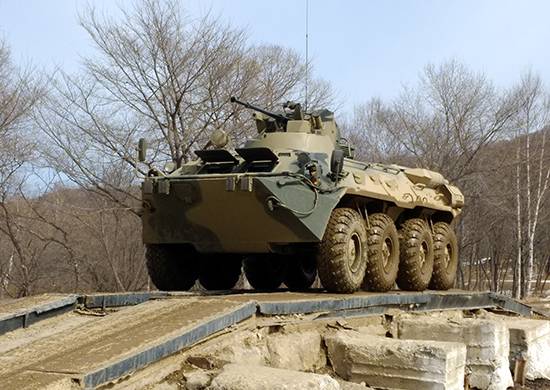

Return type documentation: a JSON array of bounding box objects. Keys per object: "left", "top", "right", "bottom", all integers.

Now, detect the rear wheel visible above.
[
  {"left": 145, "top": 244, "right": 199, "bottom": 291},
  {"left": 429, "top": 222, "right": 459, "bottom": 290},
  {"left": 284, "top": 255, "right": 317, "bottom": 290},
  {"left": 362, "top": 213, "right": 400, "bottom": 292},
  {"left": 243, "top": 255, "right": 286, "bottom": 290},
  {"left": 396, "top": 219, "right": 434, "bottom": 291},
  {"left": 317, "top": 208, "right": 367, "bottom": 293},
  {"left": 199, "top": 256, "right": 242, "bottom": 290}
]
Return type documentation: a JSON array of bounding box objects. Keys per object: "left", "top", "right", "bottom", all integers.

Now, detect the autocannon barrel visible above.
[{"left": 230, "top": 96, "right": 288, "bottom": 124}]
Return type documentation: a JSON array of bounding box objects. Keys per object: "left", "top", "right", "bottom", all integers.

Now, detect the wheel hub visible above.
[
  {"left": 348, "top": 233, "right": 362, "bottom": 273},
  {"left": 382, "top": 238, "right": 392, "bottom": 269},
  {"left": 419, "top": 241, "right": 428, "bottom": 267},
  {"left": 443, "top": 243, "right": 452, "bottom": 268}
]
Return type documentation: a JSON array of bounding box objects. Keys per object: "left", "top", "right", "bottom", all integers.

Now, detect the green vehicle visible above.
[{"left": 139, "top": 98, "right": 464, "bottom": 293}]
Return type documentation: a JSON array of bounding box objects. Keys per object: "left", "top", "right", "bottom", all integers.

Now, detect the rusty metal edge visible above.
[
  {"left": 257, "top": 291, "right": 537, "bottom": 317},
  {"left": 257, "top": 291, "right": 453, "bottom": 315},
  {"left": 488, "top": 292, "right": 541, "bottom": 317},
  {"left": 80, "top": 290, "right": 540, "bottom": 317},
  {"left": 80, "top": 301, "right": 256, "bottom": 389},
  {"left": 79, "top": 291, "right": 169, "bottom": 309}
]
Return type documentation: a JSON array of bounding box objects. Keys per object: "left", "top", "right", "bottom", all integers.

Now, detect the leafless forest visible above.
[{"left": 0, "top": 0, "right": 548, "bottom": 299}]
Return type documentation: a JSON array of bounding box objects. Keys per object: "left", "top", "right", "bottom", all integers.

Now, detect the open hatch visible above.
[
  {"left": 195, "top": 149, "right": 239, "bottom": 173},
  {"left": 236, "top": 147, "right": 279, "bottom": 173}
]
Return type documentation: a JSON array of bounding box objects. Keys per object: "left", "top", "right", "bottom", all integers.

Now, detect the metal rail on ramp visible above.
[
  {"left": 0, "top": 294, "right": 77, "bottom": 336},
  {"left": 81, "top": 290, "right": 539, "bottom": 318}
]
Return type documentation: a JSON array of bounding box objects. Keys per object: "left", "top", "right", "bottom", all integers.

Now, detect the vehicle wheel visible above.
[
  {"left": 199, "top": 256, "right": 242, "bottom": 290},
  {"left": 243, "top": 255, "right": 286, "bottom": 290},
  {"left": 145, "top": 244, "right": 199, "bottom": 291},
  {"left": 396, "top": 219, "right": 434, "bottom": 291},
  {"left": 317, "top": 208, "right": 367, "bottom": 293},
  {"left": 362, "top": 213, "right": 400, "bottom": 292},
  {"left": 429, "top": 222, "right": 459, "bottom": 290},
  {"left": 284, "top": 255, "right": 317, "bottom": 290}
]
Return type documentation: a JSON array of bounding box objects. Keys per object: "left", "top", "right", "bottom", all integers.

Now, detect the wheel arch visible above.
[
  {"left": 336, "top": 194, "right": 403, "bottom": 222},
  {"left": 335, "top": 195, "right": 455, "bottom": 227}
]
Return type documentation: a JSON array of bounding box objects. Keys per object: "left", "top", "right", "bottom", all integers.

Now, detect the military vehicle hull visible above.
[
  {"left": 142, "top": 163, "right": 463, "bottom": 252},
  {"left": 139, "top": 98, "right": 464, "bottom": 294},
  {"left": 142, "top": 175, "right": 345, "bottom": 253}
]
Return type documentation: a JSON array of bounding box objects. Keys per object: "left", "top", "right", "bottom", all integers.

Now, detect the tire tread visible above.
[{"left": 396, "top": 219, "right": 434, "bottom": 291}]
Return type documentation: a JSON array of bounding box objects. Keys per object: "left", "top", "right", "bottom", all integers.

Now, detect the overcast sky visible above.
[{"left": 1, "top": 0, "right": 549, "bottom": 112}]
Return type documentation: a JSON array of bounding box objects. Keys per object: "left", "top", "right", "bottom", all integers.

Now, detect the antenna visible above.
[{"left": 304, "top": 0, "right": 309, "bottom": 112}]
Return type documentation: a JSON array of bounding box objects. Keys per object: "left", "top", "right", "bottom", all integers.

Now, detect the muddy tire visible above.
[
  {"left": 284, "top": 255, "right": 317, "bottom": 290},
  {"left": 317, "top": 208, "right": 368, "bottom": 293},
  {"left": 243, "top": 255, "right": 286, "bottom": 290},
  {"left": 199, "top": 256, "right": 242, "bottom": 290},
  {"left": 145, "top": 244, "right": 199, "bottom": 291},
  {"left": 396, "top": 219, "right": 434, "bottom": 291},
  {"left": 429, "top": 223, "right": 459, "bottom": 290},
  {"left": 362, "top": 213, "right": 400, "bottom": 292}
]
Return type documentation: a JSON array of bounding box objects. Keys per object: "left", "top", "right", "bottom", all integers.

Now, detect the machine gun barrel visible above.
[{"left": 230, "top": 97, "right": 288, "bottom": 124}]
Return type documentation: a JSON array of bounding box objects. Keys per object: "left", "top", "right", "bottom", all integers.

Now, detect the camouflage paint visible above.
[{"left": 141, "top": 101, "right": 463, "bottom": 254}]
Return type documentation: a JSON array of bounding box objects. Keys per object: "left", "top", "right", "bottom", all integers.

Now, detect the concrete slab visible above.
[
  {"left": 0, "top": 370, "right": 78, "bottom": 390},
  {"left": 266, "top": 330, "right": 326, "bottom": 371},
  {"left": 187, "top": 328, "right": 326, "bottom": 372},
  {"left": 499, "top": 317, "right": 550, "bottom": 380},
  {"left": 184, "top": 370, "right": 213, "bottom": 390},
  {"left": 207, "top": 363, "right": 340, "bottom": 390},
  {"left": 0, "top": 298, "right": 255, "bottom": 389},
  {"left": 188, "top": 328, "right": 270, "bottom": 368},
  {"left": 325, "top": 331, "right": 466, "bottom": 390},
  {"left": 337, "top": 379, "right": 374, "bottom": 389},
  {"left": 397, "top": 317, "right": 513, "bottom": 390}
]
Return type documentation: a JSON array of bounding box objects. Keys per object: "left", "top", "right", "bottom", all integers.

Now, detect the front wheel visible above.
[
  {"left": 145, "top": 244, "right": 199, "bottom": 291},
  {"left": 243, "top": 255, "right": 286, "bottom": 290},
  {"left": 317, "top": 208, "right": 367, "bottom": 293},
  {"left": 199, "top": 256, "right": 242, "bottom": 290},
  {"left": 284, "top": 255, "right": 317, "bottom": 290}
]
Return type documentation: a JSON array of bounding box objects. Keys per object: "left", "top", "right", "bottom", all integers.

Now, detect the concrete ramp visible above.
[
  {"left": 0, "top": 298, "right": 255, "bottom": 389},
  {"left": 0, "top": 290, "right": 542, "bottom": 389}
]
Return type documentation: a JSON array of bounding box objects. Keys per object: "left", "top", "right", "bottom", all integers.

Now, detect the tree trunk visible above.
[{"left": 514, "top": 140, "right": 522, "bottom": 299}]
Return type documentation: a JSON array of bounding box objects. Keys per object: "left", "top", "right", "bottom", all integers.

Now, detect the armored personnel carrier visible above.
[{"left": 139, "top": 98, "right": 464, "bottom": 293}]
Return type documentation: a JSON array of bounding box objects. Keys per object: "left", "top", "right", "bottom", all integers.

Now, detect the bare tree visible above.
[
  {"left": 0, "top": 39, "right": 48, "bottom": 297},
  {"left": 345, "top": 98, "right": 401, "bottom": 162},
  {"left": 0, "top": 40, "right": 41, "bottom": 196},
  {"left": 346, "top": 60, "right": 519, "bottom": 181},
  {"left": 35, "top": 0, "right": 335, "bottom": 209},
  {"left": 512, "top": 72, "right": 550, "bottom": 297}
]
